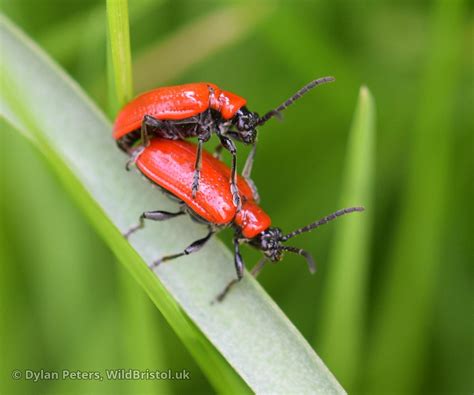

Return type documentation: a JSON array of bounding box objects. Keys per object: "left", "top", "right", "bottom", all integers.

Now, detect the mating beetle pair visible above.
[{"left": 115, "top": 78, "right": 364, "bottom": 300}]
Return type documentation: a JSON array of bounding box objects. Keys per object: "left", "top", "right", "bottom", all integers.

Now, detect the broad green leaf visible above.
[
  {"left": 0, "top": 14, "right": 345, "bottom": 394},
  {"left": 316, "top": 86, "right": 375, "bottom": 391}
]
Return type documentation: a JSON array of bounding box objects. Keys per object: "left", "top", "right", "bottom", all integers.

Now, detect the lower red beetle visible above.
[
  {"left": 125, "top": 138, "right": 364, "bottom": 301},
  {"left": 114, "top": 77, "right": 335, "bottom": 207}
]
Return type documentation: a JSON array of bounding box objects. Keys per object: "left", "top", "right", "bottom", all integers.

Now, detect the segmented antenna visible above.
[
  {"left": 282, "top": 206, "right": 364, "bottom": 241},
  {"left": 257, "top": 76, "right": 335, "bottom": 125}
]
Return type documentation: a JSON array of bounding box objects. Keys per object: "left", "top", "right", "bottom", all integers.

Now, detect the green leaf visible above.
[
  {"left": 316, "top": 86, "right": 375, "bottom": 391},
  {"left": 0, "top": 14, "right": 345, "bottom": 394}
]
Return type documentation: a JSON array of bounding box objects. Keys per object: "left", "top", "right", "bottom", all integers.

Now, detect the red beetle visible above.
[
  {"left": 125, "top": 137, "right": 364, "bottom": 301},
  {"left": 114, "top": 77, "right": 335, "bottom": 207}
]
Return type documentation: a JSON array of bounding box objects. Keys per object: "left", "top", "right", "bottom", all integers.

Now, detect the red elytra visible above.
[
  {"left": 125, "top": 137, "right": 364, "bottom": 302},
  {"left": 135, "top": 138, "right": 269, "bottom": 238},
  {"left": 113, "top": 78, "right": 336, "bottom": 209},
  {"left": 113, "top": 83, "right": 247, "bottom": 141}
]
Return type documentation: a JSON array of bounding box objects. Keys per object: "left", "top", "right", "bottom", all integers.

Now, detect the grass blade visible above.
[
  {"left": 316, "top": 86, "right": 375, "bottom": 391},
  {"left": 366, "top": 0, "right": 466, "bottom": 392},
  {"left": 0, "top": 14, "right": 345, "bottom": 394},
  {"left": 106, "top": 0, "right": 133, "bottom": 110},
  {"left": 106, "top": 7, "right": 173, "bottom": 393}
]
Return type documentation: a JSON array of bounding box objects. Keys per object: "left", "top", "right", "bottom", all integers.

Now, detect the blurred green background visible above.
[{"left": 1, "top": 0, "right": 472, "bottom": 394}]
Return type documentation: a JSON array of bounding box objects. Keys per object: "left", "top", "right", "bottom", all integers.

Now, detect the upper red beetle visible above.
[
  {"left": 113, "top": 77, "right": 335, "bottom": 207},
  {"left": 124, "top": 137, "right": 363, "bottom": 301}
]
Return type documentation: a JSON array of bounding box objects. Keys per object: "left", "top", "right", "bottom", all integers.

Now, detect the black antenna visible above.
[
  {"left": 257, "top": 76, "right": 335, "bottom": 126},
  {"left": 281, "top": 246, "right": 316, "bottom": 273},
  {"left": 282, "top": 206, "right": 364, "bottom": 241}
]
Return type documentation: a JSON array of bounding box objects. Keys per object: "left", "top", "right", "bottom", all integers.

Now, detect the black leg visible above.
[
  {"left": 215, "top": 279, "right": 239, "bottom": 303},
  {"left": 219, "top": 135, "right": 240, "bottom": 209},
  {"left": 192, "top": 138, "right": 204, "bottom": 198},
  {"left": 241, "top": 144, "right": 260, "bottom": 201},
  {"left": 215, "top": 255, "right": 267, "bottom": 302},
  {"left": 125, "top": 146, "right": 145, "bottom": 171},
  {"left": 234, "top": 237, "right": 245, "bottom": 279},
  {"left": 150, "top": 228, "right": 214, "bottom": 269},
  {"left": 214, "top": 238, "right": 244, "bottom": 302},
  {"left": 141, "top": 114, "right": 163, "bottom": 146},
  {"left": 191, "top": 124, "right": 212, "bottom": 198},
  {"left": 250, "top": 257, "right": 267, "bottom": 277},
  {"left": 125, "top": 115, "right": 165, "bottom": 170},
  {"left": 123, "top": 210, "right": 184, "bottom": 239},
  {"left": 246, "top": 177, "right": 260, "bottom": 203}
]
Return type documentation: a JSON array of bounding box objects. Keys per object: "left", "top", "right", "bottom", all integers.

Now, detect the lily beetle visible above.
[
  {"left": 113, "top": 77, "right": 335, "bottom": 207},
  {"left": 124, "top": 137, "right": 364, "bottom": 301}
]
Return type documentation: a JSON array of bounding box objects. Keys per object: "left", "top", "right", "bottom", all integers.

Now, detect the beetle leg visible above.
[
  {"left": 241, "top": 143, "right": 260, "bottom": 202},
  {"left": 202, "top": 108, "right": 218, "bottom": 132},
  {"left": 219, "top": 135, "right": 241, "bottom": 210},
  {"left": 151, "top": 228, "right": 214, "bottom": 268},
  {"left": 250, "top": 256, "right": 267, "bottom": 277},
  {"left": 214, "top": 238, "right": 244, "bottom": 302},
  {"left": 125, "top": 146, "right": 145, "bottom": 171},
  {"left": 141, "top": 115, "right": 161, "bottom": 146},
  {"left": 215, "top": 251, "right": 268, "bottom": 302},
  {"left": 242, "top": 143, "right": 256, "bottom": 179},
  {"left": 143, "top": 115, "right": 186, "bottom": 140},
  {"left": 191, "top": 125, "right": 212, "bottom": 198},
  {"left": 123, "top": 210, "right": 184, "bottom": 239},
  {"left": 246, "top": 177, "right": 261, "bottom": 204},
  {"left": 192, "top": 138, "right": 204, "bottom": 198},
  {"left": 215, "top": 279, "right": 239, "bottom": 303},
  {"left": 218, "top": 120, "right": 233, "bottom": 136},
  {"left": 234, "top": 237, "right": 245, "bottom": 279}
]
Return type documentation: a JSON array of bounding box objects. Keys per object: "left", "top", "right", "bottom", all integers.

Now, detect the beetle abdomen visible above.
[
  {"left": 135, "top": 138, "right": 256, "bottom": 225},
  {"left": 113, "top": 83, "right": 218, "bottom": 140},
  {"left": 113, "top": 82, "right": 248, "bottom": 141}
]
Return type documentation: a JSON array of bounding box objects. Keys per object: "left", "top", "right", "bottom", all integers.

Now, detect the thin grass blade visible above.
[
  {"left": 106, "top": 0, "right": 133, "bottom": 111},
  {"left": 366, "top": 0, "right": 466, "bottom": 392},
  {"left": 316, "top": 86, "right": 375, "bottom": 391}
]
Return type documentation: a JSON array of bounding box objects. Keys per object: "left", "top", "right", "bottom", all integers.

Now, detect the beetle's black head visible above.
[
  {"left": 230, "top": 107, "right": 259, "bottom": 144},
  {"left": 249, "top": 227, "right": 315, "bottom": 272},
  {"left": 250, "top": 227, "right": 285, "bottom": 262},
  {"left": 248, "top": 206, "right": 366, "bottom": 273}
]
